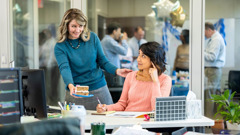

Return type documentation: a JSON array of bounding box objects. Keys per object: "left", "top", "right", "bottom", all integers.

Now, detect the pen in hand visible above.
[
  {"left": 97, "top": 97, "right": 107, "bottom": 112},
  {"left": 97, "top": 97, "right": 102, "bottom": 107}
]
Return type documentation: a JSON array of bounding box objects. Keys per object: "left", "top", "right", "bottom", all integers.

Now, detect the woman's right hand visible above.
[
  {"left": 96, "top": 104, "right": 107, "bottom": 113},
  {"left": 68, "top": 84, "right": 82, "bottom": 98},
  {"left": 149, "top": 62, "right": 159, "bottom": 83}
]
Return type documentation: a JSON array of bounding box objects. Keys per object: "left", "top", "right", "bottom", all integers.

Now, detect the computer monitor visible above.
[
  {"left": 0, "top": 68, "right": 23, "bottom": 125},
  {"left": 21, "top": 69, "right": 47, "bottom": 119}
]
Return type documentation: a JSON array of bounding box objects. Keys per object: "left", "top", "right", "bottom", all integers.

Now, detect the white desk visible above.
[{"left": 85, "top": 111, "right": 214, "bottom": 132}]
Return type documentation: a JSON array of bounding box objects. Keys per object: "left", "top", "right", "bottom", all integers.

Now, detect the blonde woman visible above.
[{"left": 54, "top": 8, "right": 131, "bottom": 110}]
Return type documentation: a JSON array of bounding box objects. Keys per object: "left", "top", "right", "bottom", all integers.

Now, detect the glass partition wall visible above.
[
  {"left": 204, "top": 0, "right": 240, "bottom": 119},
  {"left": 87, "top": 0, "right": 191, "bottom": 103},
  {"left": 8, "top": 0, "right": 215, "bottom": 111},
  {"left": 87, "top": 0, "right": 190, "bottom": 77},
  {"left": 10, "top": 0, "right": 70, "bottom": 105}
]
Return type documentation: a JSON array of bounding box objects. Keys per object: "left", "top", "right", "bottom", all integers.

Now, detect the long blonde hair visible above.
[{"left": 57, "top": 8, "right": 90, "bottom": 43}]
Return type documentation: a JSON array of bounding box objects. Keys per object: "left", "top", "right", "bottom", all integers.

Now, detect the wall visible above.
[{"left": 107, "top": 0, "right": 156, "bottom": 17}]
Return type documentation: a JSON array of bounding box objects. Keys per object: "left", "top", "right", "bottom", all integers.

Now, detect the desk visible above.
[
  {"left": 85, "top": 111, "right": 214, "bottom": 133},
  {"left": 22, "top": 111, "right": 214, "bottom": 133}
]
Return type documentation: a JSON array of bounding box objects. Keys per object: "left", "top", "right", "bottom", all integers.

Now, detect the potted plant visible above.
[{"left": 210, "top": 89, "right": 240, "bottom": 130}]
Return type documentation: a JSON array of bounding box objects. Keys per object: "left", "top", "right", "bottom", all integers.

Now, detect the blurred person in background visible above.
[
  {"left": 128, "top": 26, "right": 147, "bottom": 70},
  {"left": 101, "top": 22, "right": 128, "bottom": 68},
  {"left": 173, "top": 29, "right": 189, "bottom": 72}
]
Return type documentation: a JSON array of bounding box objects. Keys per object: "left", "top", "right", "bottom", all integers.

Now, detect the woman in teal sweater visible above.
[{"left": 54, "top": 8, "right": 131, "bottom": 110}]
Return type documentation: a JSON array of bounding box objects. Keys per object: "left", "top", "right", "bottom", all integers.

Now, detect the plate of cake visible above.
[{"left": 73, "top": 85, "right": 94, "bottom": 98}]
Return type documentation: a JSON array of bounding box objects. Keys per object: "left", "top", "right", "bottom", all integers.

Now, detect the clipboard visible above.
[{"left": 91, "top": 111, "right": 116, "bottom": 115}]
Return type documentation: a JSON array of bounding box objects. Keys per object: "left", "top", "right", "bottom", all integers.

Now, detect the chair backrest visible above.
[
  {"left": 171, "top": 86, "right": 189, "bottom": 96},
  {"left": 172, "top": 127, "right": 187, "bottom": 135},
  {"left": 228, "top": 70, "right": 240, "bottom": 93},
  {"left": 0, "top": 117, "right": 81, "bottom": 135}
]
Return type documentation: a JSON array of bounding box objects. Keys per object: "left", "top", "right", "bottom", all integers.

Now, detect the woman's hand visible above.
[
  {"left": 149, "top": 62, "right": 159, "bottom": 82},
  {"left": 68, "top": 84, "right": 82, "bottom": 98},
  {"left": 96, "top": 104, "right": 107, "bottom": 113},
  {"left": 116, "top": 68, "right": 132, "bottom": 77}
]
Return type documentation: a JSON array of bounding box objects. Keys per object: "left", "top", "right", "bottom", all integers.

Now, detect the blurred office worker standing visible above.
[
  {"left": 173, "top": 29, "right": 189, "bottom": 72},
  {"left": 204, "top": 22, "right": 226, "bottom": 118},
  {"left": 101, "top": 22, "right": 128, "bottom": 68},
  {"left": 128, "top": 26, "right": 147, "bottom": 70}
]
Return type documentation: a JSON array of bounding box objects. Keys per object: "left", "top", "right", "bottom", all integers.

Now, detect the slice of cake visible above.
[{"left": 75, "top": 86, "right": 89, "bottom": 96}]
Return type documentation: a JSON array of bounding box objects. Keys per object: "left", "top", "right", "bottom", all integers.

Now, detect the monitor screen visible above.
[
  {"left": 21, "top": 69, "right": 47, "bottom": 119},
  {"left": 0, "top": 68, "right": 23, "bottom": 125}
]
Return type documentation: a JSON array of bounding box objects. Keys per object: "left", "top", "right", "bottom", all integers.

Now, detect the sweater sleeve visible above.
[
  {"left": 151, "top": 74, "right": 172, "bottom": 110},
  {"left": 54, "top": 44, "right": 74, "bottom": 88},
  {"left": 107, "top": 73, "right": 132, "bottom": 111},
  {"left": 93, "top": 33, "right": 118, "bottom": 75}
]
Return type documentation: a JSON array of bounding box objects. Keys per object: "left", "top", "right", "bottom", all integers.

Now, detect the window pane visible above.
[
  {"left": 12, "top": 0, "right": 34, "bottom": 68},
  {"left": 11, "top": 0, "right": 70, "bottom": 106},
  {"left": 87, "top": 0, "right": 190, "bottom": 102},
  {"left": 38, "top": 0, "right": 70, "bottom": 106},
  {"left": 204, "top": 0, "right": 240, "bottom": 119}
]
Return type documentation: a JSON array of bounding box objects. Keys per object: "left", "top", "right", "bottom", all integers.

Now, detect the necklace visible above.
[{"left": 68, "top": 39, "right": 80, "bottom": 49}]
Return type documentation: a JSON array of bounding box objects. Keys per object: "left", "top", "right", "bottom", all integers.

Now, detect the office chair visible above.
[
  {"left": 172, "top": 127, "right": 187, "bottom": 135},
  {"left": 0, "top": 117, "right": 81, "bottom": 135},
  {"left": 228, "top": 70, "right": 240, "bottom": 97}
]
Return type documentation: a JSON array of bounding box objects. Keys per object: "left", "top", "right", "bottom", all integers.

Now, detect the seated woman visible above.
[{"left": 96, "top": 41, "right": 172, "bottom": 112}]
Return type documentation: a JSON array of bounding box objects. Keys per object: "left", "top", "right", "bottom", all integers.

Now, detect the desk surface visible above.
[{"left": 85, "top": 111, "right": 214, "bottom": 130}]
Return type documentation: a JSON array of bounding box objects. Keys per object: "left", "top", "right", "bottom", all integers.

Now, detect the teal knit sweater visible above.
[{"left": 54, "top": 32, "right": 117, "bottom": 91}]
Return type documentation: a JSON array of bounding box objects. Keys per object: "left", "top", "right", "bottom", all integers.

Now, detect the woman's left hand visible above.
[
  {"left": 116, "top": 68, "right": 132, "bottom": 77},
  {"left": 149, "top": 62, "right": 159, "bottom": 82}
]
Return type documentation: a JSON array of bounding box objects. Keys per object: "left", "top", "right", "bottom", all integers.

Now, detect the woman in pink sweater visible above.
[{"left": 97, "top": 42, "right": 172, "bottom": 112}]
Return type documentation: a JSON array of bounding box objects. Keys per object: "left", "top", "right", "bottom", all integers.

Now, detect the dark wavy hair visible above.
[
  {"left": 139, "top": 41, "right": 166, "bottom": 75},
  {"left": 182, "top": 29, "right": 189, "bottom": 44}
]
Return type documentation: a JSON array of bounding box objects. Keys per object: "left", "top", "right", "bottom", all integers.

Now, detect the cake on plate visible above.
[{"left": 75, "top": 85, "right": 89, "bottom": 96}]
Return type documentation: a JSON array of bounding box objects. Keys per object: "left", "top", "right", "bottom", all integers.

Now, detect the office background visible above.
[{"left": 0, "top": 0, "right": 239, "bottom": 114}]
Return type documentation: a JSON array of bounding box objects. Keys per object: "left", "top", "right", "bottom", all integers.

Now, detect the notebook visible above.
[{"left": 91, "top": 111, "right": 116, "bottom": 115}]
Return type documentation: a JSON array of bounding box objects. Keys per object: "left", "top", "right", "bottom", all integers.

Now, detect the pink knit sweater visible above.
[{"left": 107, "top": 71, "right": 172, "bottom": 112}]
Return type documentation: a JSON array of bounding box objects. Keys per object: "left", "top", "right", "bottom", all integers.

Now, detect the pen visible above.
[
  {"left": 58, "top": 101, "right": 64, "bottom": 110},
  {"left": 64, "top": 101, "right": 67, "bottom": 110},
  {"left": 66, "top": 105, "right": 70, "bottom": 110},
  {"left": 97, "top": 97, "right": 102, "bottom": 107},
  {"left": 69, "top": 102, "right": 72, "bottom": 110},
  {"left": 97, "top": 97, "right": 107, "bottom": 111}
]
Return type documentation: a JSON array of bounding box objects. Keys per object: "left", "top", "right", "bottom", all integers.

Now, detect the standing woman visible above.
[
  {"left": 54, "top": 8, "right": 131, "bottom": 110},
  {"left": 173, "top": 29, "right": 189, "bottom": 72}
]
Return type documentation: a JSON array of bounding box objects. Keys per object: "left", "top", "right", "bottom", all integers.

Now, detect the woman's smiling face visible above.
[
  {"left": 137, "top": 50, "right": 152, "bottom": 70},
  {"left": 68, "top": 19, "right": 84, "bottom": 39}
]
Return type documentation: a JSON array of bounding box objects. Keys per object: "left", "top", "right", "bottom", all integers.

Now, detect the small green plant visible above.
[{"left": 210, "top": 89, "right": 240, "bottom": 124}]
